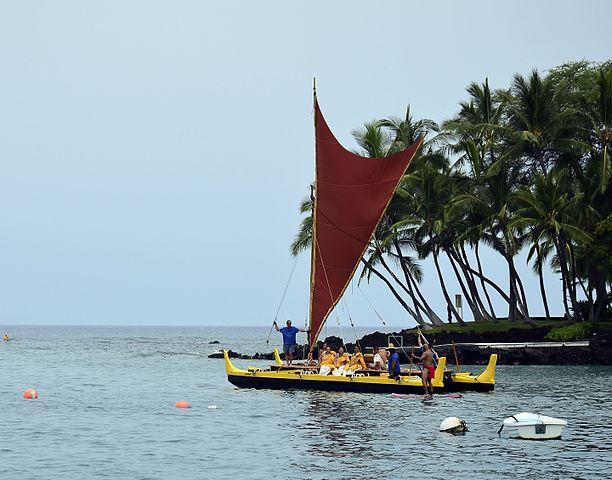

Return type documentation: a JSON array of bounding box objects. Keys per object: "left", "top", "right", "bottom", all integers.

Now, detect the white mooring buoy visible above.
[{"left": 440, "top": 416, "right": 468, "bottom": 434}]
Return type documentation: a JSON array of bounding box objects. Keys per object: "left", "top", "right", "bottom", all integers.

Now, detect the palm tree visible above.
[
  {"left": 504, "top": 69, "right": 576, "bottom": 177},
  {"left": 547, "top": 62, "right": 612, "bottom": 320},
  {"left": 511, "top": 169, "right": 592, "bottom": 320},
  {"left": 377, "top": 108, "right": 446, "bottom": 326},
  {"left": 380, "top": 105, "right": 440, "bottom": 153},
  {"left": 351, "top": 120, "right": 391, "bottom": 158},
  {"left": 446, "top": 157, "right": 533, "bottom": 323},
  {"left": 444, "top": 78, "right": 507, "bottom": 152},
  {"left": 392, "top": 162, "right": 467, "bottom": 325},
  {"left": 442, "top": 79, "right": 511, "bottom": 321},
  {"left": 291, "top": 61, "right": 611, "bottom": 327},
  {"left": 592, "top": 68, "right": 612, "bottom": 193},
  {"left": 526, "top": 236, "right": 553, "bottom": 320},
  {"left": 290, "top": 194, "right": 313, "bottom": 256}
]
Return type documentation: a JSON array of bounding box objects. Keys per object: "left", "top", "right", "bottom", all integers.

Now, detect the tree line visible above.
[{"left": 291, "top": 60, "right": 612, "bottom": 327}]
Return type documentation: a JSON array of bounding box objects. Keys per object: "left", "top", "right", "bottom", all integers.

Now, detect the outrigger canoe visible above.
[
  {"left": 224, "top": 349, "right": 497, "bottom": 394},
  {"left": 228, "top": 91, "right": 501, "bottom": 395}
]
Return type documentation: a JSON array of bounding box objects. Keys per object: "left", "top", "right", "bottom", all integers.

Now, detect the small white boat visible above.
[{"left": 500, "top": 412, "right": 567, "bottom": 440}]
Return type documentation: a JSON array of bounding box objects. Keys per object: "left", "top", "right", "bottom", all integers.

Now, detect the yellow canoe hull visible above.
[
  {"left": 222, "top": 350, "right": 487, "bottom": 394},
  {"left": 224, "top": 349, "right": 496, "bottom": 394}
]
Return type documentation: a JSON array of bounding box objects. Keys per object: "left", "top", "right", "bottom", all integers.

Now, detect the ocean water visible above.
[{"left": 1, "top": 325, "right": 611, "bottom": 480}]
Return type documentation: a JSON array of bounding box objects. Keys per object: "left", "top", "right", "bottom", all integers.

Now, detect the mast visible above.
[{"left": 307, "top": 77, "right": 318, "bottom": 355}]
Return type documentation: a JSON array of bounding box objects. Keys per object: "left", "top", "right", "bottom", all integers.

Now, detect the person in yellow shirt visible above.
[
  {"left": 344, "top": 346, "right": 367, "bottom": 375},
  {"left": 317, "top": 343, "right": 328, "bottom": 365},
  {"left": 318, "top": 346, "right": 336, "bottom": 375},
  {"left": 333, "top": 347, "right": 350, "bottom": 375}
]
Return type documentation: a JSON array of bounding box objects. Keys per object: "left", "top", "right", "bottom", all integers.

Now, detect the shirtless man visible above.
[
  {"left": 372, "top": 346, "right": 386, "bottom": 370},
  {"left": 417, "top": 332, "right": 439, "bottom": 363},
  {"left": 412, "top": 343, "right": 435, "bottom": 397}
]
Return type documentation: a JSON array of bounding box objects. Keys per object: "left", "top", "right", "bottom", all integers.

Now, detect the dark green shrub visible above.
[{"left": 545, "top": 322, "right": 592, "bottom": 342}]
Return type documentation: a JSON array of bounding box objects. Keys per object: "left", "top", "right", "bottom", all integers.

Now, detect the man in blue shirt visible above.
[
  {"left": 387, "top": 343, "right": 401, "bottom": 380},
  {"left": 273, "top": 320, "right": 309, "bottom": 365}
]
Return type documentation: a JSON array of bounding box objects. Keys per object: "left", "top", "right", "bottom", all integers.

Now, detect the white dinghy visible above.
[{"left": 500, "top": 412, "right": 567, "bottom": 440}]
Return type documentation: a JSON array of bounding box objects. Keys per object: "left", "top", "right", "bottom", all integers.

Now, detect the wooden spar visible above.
[
  {"left": 410, "top": 345, "right": 422, "bottom": 373},
  {"left": 307, "top": 77, "right": 318, "bottom": 360},
  {"left": 452, "top": 340, "right": 460, "bottom": 373}
]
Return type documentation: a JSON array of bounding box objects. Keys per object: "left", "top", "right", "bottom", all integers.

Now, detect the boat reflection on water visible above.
[{"left": 294, "top": 391, "right": 399, "bottom": 461}]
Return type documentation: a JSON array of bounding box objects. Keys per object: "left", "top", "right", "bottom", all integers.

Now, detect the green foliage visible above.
[
  {"left": 426, "top": 319, "right": 561, "bottom": 335},
  {"left": 291, "top": 59, "right": 612, "bottom": 326},
  {"left": 545, "top": 322, "right": 593, "bottom": 342}
]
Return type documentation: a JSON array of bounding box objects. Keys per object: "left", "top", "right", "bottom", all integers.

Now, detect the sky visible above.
[{"left": 0, "top": 1, "right": 609, "bottom": 328}]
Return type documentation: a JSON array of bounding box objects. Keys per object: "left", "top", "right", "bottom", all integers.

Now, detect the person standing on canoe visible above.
[
  {"left": 273, "top": 320, "right": 308, "bottom": 366},
  {"left": 417, "top": 332, "right": 439, "bottom": 364},
  {"left": 387, "top": 344, "right": 401, "bottom": 380},
  {"left": 412, "top": 343, "right": 435, "bottom": 397}
]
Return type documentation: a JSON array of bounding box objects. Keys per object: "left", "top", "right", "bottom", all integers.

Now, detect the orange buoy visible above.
[
  {"left": 23, "top": 388, "right": 39, "bottom": 399},
  {"left": 175, "top": 400, "right": 190, "bottom": 409}
]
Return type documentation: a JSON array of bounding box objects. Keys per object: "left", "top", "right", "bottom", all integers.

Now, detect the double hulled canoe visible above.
[{"left": 224, "top": 350, "right": 497, "bottom": 394}]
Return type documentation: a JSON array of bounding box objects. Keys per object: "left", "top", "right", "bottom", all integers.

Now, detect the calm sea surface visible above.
[{"left": 1, "top": 325, "right": 610, "bottom": 480}]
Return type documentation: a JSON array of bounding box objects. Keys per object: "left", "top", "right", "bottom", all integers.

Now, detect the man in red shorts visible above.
[{"left": 412, "top": 343, "right": 435, "bottom": 398}]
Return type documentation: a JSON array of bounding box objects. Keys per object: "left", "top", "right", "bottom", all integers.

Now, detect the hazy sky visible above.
[{"left": 0, "top": 1, "right": 609, "bottom": 327}]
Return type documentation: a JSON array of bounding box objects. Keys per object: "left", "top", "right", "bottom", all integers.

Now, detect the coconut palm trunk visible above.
[
  {"left": 555, "top": 236, "right": 581, "bottom": 320},
  {"left": 475, "top": 243, "right": 498, "bottom": 319},
  {"left": 446, "top": 251, "right": 486, "bottom": 321},
  {"left": 406, "top": 271, "right": 445, "bottom": 326},
  {"left": 512, "top": 262, "right": 532, "bottom": 319},
  {"left": 392, "top": 239, "right": 444, "bottom": 326},
  {"left": 375, "top": 250, "right": 437, "bottom": 327},
  {"left": 458, "top": 246, "right": 495, "bottom": 320},
  {"left": 432, "top": 249, "right": 465, "bottom": 325},
  {"left": 535, "top": 243, "right": 551, "bottom": 320},
  {"left": 360, "top": 258, "right": 428, "bottom": 327},
  {"left": 449, "top": 247, "right": 513, "bottom": 321}
]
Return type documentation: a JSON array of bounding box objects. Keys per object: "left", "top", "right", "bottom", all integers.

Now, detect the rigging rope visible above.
[
  {"left": 314, "top": 238, "right": 339, "bottom": 344},
  {"left": 342, "top": 296, "right": 360, "bottom": 348},
  {"left": 416, "top": 326, "right": 438, "bottom": 367},
  {"left": 266, "top": 255, "right": 300, "bottom": 345},
  {"left": 334, "top": 313, "right": 346, "bottom": 350},
  {"left": 358, "top": 285, "right": 386, "bottom": 326},
  {"left": 315, "top": 239, "right": 353, "bottom": 353}
]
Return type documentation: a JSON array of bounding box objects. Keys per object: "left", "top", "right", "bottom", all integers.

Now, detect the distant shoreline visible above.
[{"left": 215, "top": 320, "right": 612, "bottom": 365}]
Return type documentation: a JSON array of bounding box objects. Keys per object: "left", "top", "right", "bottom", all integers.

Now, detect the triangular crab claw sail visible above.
[{"left": 309, "top": 96, "right": 422, "bottom": 350}]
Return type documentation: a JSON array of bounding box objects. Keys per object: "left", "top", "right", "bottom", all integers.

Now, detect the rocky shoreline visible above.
[{"left": 209, "top": 325, "right": 612, "bottom": 365}]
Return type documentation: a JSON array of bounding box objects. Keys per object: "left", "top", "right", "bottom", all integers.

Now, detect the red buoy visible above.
[
  {"left": 23, "top": 388, "right": 39, "bottom": 399},
  {"left": 175, "top": 400, "right": 190, "bottom": 409}
]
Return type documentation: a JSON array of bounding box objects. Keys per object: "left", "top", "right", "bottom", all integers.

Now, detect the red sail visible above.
[{"left": 309, "top": 99, "right": 422, "bottom": 345}]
